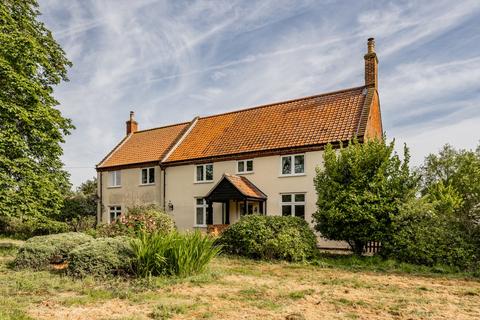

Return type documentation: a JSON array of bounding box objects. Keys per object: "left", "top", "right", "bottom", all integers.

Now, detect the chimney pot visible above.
[
  {"left": 126, "top": 110, "right": 138, "bottom": 135},
  {"left": 367, "top": 37, "right": 375, "bottom": 54}
]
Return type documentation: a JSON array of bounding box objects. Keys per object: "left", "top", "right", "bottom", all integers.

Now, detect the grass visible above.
[{"left": 0, "top": 245, "right": 479, "bottom": 319}]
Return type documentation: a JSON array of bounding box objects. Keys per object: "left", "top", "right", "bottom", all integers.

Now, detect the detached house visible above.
[{"left": 96, "top": 38, "right": 383, "bottom": 242}]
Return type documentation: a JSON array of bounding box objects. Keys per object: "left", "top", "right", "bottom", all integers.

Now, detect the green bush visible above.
[
  {"left": 96, "top": 204, "right": 175, "bottom": 237},
  {"left": 13, "top": 232, "right": 92, "bottom": 270},
  {"left": 68, "top": 237, "right": 134, "bottom": 278},
  {"left": 218, "top": 215, "right": 318, "bottom": 262},
  {"left": 131, "top": 231, "right": 221, "bottom": 277},
  {"left": 0, "top": 216, "right": 70, "bottom": 240},
  {"left": 382, "top": 198, "right": 479, "bottom": 270}
]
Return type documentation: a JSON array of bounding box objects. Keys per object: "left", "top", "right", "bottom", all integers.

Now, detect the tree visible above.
[
  {"left": 0, "top": 0, "right": 73, "bottom": 220},
  {"left": 61, "top": 178, "right": 97, "bottom": 231},
  {"left": 313, "top": 139, "right": 417, "bottom": 254}
]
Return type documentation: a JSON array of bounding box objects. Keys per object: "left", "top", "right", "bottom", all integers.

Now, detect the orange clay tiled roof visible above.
[
  {"left": 97, "top": 123, "right": 189, "bottom": 168},
  {"left": 164, "top": 86, "right": 368, "bottom": 163},
  {"left": 224, "top": 174, "right": 267, "bottom": 199}
]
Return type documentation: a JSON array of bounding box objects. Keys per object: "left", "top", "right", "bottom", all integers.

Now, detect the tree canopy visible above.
[
  {"left": 0, "top": 0, "right": 73, "bottom": 219},
  {"left": 313, "top": 139, "right": 417, "bottom": 254}
]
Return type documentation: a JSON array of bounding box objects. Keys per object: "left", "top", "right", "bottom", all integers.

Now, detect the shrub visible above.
[
  {"left": 68, "top": 237, "right": 134, "bottom": 278},
  {"left": 381, "top": 197, "right": 479, "bottom": 270},
  {"left": 96, "top": 204, "right": 175, "bottom": 237},
  {"left": 13, "top": 232, "right": 92, "bottom": 270},
  {"left": 131, "top": 231, "right": 221, "bottom": 277},
  {"left": 218, "top": 215, "right": 317, "bottom": 262},
  {"left": 0, "top": 216, "right": 70, "bottom": 240}
]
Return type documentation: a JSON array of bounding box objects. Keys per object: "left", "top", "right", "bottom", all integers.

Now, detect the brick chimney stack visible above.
[
  {"left": 364, "top": 37, "right": 378, "bottom": 89},
  {"left": 126, "top": 111, "right": 138, "bottom": 135}
]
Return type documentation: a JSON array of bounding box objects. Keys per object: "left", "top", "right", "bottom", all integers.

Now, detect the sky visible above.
[{"left": 36, "top": 0, "right": 480, "bottom": 187}]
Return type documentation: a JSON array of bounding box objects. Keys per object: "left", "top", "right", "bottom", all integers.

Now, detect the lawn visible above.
[{"left": 1, "top": 242, "right": 479, "bottom": 320}]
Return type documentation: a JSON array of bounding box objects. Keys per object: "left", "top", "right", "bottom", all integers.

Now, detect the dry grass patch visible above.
[{"left": 0, "top": 248, "right": 479, "bottom": 320}]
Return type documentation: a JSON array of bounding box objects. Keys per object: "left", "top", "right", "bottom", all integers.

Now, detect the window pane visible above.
[
  {"left": 205, "top": 164, "right": 213, "bottom": 180},
  {"left": 247, "top": 204, "right": 254, "bottom": 214},
  {"left": 282, "top": 156, "right": 291, "bottom": 174},
  {"left": 282, "top": 205, "right": 292, "bottom": 216},
  {"left": 238, "top": 161, "right": 244, "bottom": 172},
  {"left": 281, "top": 194, "right": 292, "bottom": 203},
  {"left": 110, "top": 172, "right": 115, "bottom": 186},
  {"left": 196, "top": 208, "right": 204, "bottom": 225},
  {"left": 294, "top": 205, "right": 305, "bottom": 219},
  {"left": 246, "top": 160, "right": 253, "bottom": 171},
  {"left": 115, "top": 171, "right": 121, "bottom": 186},
  {"left": 294, "top": 194, "right": 305, "bottom": 202},
  {"left": 141, "top": 169, "right": 148, "bottom": 184},
  {"left": 110, "top": 212, "right": 115, "bottom": 222},
  {"left": 196, "top": 165, "right": 204, "bottom": 181},
  {"left": 149, "top": 168, "right": 155, "bottom": 183},
  {"left": 196, "top": 198, "right": 204, "bottom": 205},
  {"left": 294, "top": 155, "right": 304, "bottom": 174}
]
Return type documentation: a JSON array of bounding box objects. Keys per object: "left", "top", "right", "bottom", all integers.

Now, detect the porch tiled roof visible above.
[
  {"left": 224, "top": 174, "right": 267, "bottom": 199},
  {"left": 97, "top": 123, "right": 189, "bottom": 168},
  {"left": 164, "top": 86, "right": 368, "bottom": 163}
]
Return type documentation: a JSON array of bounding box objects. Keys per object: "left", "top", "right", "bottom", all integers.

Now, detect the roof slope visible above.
[
  {"left": 224, "top": 174, "right": 267, "bottom": 199},
  {"left": 164, "top": 86, "right": 367, "bottom": 163},
  {"left": 98, "top": 123, "right": 188, "bottom": 168}
]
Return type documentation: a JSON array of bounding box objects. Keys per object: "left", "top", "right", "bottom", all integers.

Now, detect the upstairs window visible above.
[
  {"left": 141, "top": 167, "right": 155, "bottom": 185},
  {"left": 281, "top": 154, "right": 305, "bottom": 175},
  {"left": 281, "top": 193, "right": 305, "bottom": 219},
  {"left": 109, "top": 206, "right": 122, "bottom": 223},
  {"left": 237, "top": 159, "right": 253, "bottom": 174},
  {"left": 195, "top": 164, "right": 213, "bottom": 182},
  {"left": 109, "top": 170, "right": 121, "bottom": 187}
]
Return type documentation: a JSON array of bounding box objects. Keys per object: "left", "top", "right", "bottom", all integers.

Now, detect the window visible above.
[
  {"left": 141, "top": 167, "right": 155, "bottom": 185},
  {"left": 237, "top": 159, "right": 253, "bottom": 173},
  {"left": 195, "top": 198, "right": 207, "bottom": 226},
  {"left": 239, "top": 202, "right": 254, "bottom": 216},
  {"left": 281, "top": 154, "right": 305, "bottom": 175},
  {"left": 109, "top": 206, "right": 122, "bottom": 223},
  {"left": 195, "top": 164, "right": 213, "bottom": 182},
  {"left": 109, "top": 170, "right": 121, "bottom": 187},
  {"left": 281, "top": 193, "right": 305, "bottom": 219}
]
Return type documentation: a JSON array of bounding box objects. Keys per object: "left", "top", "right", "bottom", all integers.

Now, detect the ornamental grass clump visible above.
[{"left": 131, "top": 231, "right": 221, "bottom": 278}]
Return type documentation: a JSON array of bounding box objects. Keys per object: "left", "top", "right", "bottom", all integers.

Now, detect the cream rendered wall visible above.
[
  {"left": 98, "top": 165, "right": 163, "bottom": 223},
  {"left": 164, "top": 151, "right": 324, "bottom": 231}
]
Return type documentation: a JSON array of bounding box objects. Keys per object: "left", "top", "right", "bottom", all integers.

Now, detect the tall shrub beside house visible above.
[{"left": 313, "top": 139, "right": 417, "bottom": 255}]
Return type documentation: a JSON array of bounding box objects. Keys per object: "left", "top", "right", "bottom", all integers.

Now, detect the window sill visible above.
[
  {"left": 139, "top": 183, "right": 155, "bottom": 187},
  {"left": 107, "top": 186, "right": 122, "bottom": 189},
  {"left": 236, "top": 171, "right": 254, "bottom": 175},
  {"left": 278, "top": 173, "right": 306, "bottom": 178},
  {"left": 194, "top": 225, "right": 207, "bottom": 228},
  {"left": 194, "top": 180, "right": 214, "bottom": 184}
]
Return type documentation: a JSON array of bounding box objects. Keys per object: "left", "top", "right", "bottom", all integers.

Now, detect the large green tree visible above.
[
  {"left": 313, "top": 139, "right": 417, "bottom": 254},
  {"left": 61, "top": 178, "right": 98, "bottom": 231},
  {"left": 0, "top": 0, "right": 73, "bottom": 219}
]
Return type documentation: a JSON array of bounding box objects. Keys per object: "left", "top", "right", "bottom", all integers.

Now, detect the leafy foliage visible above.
[
  {"left": 218, "top": 215, "right": 317, "bottom": 262},
  {"left": 131, "top": 231, "right": 220, "bottom": 278},
  {"left": 13, "top": 232, "right": 92, "bottom": 270},
  {"left": 68, "top": 237, "right": 134, "bottom": 278},
  {"left": 0, "top": 0, "right": 73, "bottom": 220},
  {"left": 97, "top": 204, "right": 175, "bottom": 237},
  {"left": 313, "top": 139, "right": 417, "bottom": 254},
  {"left": 0, "top": 215, "right": 70, "bottom": 239},
  {"left": 61, "top": 178, "right": 97, "bottom": 231}
]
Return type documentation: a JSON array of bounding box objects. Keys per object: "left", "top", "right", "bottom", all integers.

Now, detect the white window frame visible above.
[
  {"left": 280, "top": 193, "right": 306, "bottom": 219},
  {"left": 140, "top": 167, "right": 155, "bottom": 185},
  {"left": 194, "top": 198, "right": 207, "bottom": 227},
  {"left": 194, "top": 163, "right": 213, "bottom": 183},
  {"left": 280, "top": 154, "right": 305, "bottom": 176},
  {"left": 236, "top": 159, "right": 254, "bottom": 174},
  {"left": 108, "top": 170, "right": 121, "bottom": 187},
  {"left": 109, "top": 206, "right": 122, "bottom": 223}
]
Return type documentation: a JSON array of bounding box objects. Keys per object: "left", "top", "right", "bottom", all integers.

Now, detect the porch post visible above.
[
  {"left": 207, "top": 200, "right": 213, "bottom": 225},
  {"left": 225, "top": 200, "right": 230, "bottom": 224},
  {"left": 259, "top": 200, "right": 264, "bottom": 214}
]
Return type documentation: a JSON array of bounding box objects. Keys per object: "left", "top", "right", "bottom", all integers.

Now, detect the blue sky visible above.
[{"left": 37, "top": 0, "right": 480, "bottom": 187}]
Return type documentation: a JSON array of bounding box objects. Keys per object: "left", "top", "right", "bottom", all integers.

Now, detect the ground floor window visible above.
[
  {"left": 239, "top": 202, "right": 255, "bottom": 216},
  {"left": 109, "top": 206, "right": 122, "bottom": 223},
  {"left": 281, "top": 193, "right": 305, "bottom": 219},
  {"left": 195, "top": 198, "right": 207, "bottom": 226}
]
